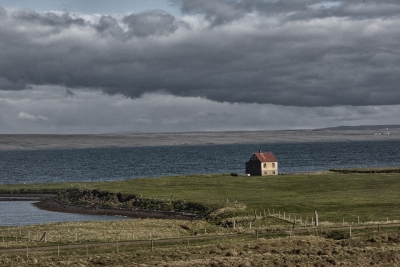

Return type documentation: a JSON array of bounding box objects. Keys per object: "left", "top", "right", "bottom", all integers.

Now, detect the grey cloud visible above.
[
  {"left": 176, "top": 0, "right": 323, "bottom": 22},
  {"left": 1, "top": 86, "right": 400, "bottom": 134},
  {"left": 287, "top": 1, "right": 400, "bottom": 21},
  {"left": 0, "top": 77, "right": 27, "bottom": 90},
  {"left": 65, "top": 89, "right": 75, "bottom": 98},
  {"left": 94, "top": 16, "right": 124, "bottom": 37},
  {"left": 13, "top": 9, "right": 86, "bottom": 27},
  {"left": 177, "top": 0, "right": 250, "bottom": 26},
  {"left": 1, "top": 3, "right": 400, "bottom": 107},
  {"left": 122, "top": 11, "right": 180, "bottom": 37},
  {"left": 177, "top": 0, "right": 400, "bottom": 22}
]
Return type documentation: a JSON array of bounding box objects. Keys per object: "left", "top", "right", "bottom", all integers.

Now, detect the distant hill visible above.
[{"left": 314, "top": 125, "right": 400, "bottom": 131}]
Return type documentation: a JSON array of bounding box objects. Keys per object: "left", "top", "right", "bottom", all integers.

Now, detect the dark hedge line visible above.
[
  {"left": 329, "top": 168, "right": 400, "bottom": 174},
  {"left": 57, "top": 188, "right": 220, "bottom": 218}
]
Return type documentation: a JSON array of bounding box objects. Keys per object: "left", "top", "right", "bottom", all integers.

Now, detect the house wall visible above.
[
  {"left": 245, "top": 160, "right": 262, "bottom": 176},
  {"left": 261, "top": 162, "right": 278, "bottom": 176}
]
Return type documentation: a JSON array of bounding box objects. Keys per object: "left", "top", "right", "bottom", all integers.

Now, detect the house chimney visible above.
[{"left": 258, "top": 150, "right": 262, "bottom": 153}]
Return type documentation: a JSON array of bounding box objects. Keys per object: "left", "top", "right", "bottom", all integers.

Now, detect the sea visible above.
[{"left": 0, "top": 140, "right": 399, "bottom": 185}]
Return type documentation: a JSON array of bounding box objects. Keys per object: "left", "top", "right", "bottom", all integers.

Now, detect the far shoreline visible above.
[{"left": 0, "top": 128, "right": 399, "bottom": 150}]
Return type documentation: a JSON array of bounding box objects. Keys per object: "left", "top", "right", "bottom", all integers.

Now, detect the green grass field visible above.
[{"left": 1, "top": 171, "right": 400, "bottom": 224}]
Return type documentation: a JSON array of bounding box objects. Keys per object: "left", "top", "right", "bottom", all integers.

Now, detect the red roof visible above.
[{"left": 254, "top": 152, "right": 277, "bottom": 162}]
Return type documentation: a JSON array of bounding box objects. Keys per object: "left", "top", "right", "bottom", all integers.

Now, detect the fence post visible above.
[{"left": 314, "top": 211, "right": 318, "bottom": 227}]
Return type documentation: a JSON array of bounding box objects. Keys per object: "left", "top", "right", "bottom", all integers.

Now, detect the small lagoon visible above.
[{"left": 0, "top": 201, "right": 130, "bottom": 226}]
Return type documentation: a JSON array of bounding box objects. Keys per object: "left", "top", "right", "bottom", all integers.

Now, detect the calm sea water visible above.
[
  {"left": 0, "top": 140, "right": 399, "bottom": 184},
  {"left": 0, "top": 201, "right": 129, "bottom": 226}
]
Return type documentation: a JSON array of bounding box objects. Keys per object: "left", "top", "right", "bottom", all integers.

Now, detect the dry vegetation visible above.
[
  {"left": 0, "top": 219, "right": 215, "bottom": 249},
  {"left": 2, "top": 227, "right": 400, "bottom": 266}
]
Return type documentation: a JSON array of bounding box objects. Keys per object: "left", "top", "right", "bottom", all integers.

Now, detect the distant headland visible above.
[{"left": 0, "top": 125, "right": 400, "bottom": 150}]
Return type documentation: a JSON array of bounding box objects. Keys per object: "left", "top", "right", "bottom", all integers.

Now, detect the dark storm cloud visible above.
[{"left": 1, "top": 1, "right": 400, "bottom": 107}]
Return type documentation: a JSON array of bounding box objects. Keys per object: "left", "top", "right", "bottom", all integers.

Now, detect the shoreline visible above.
[
  {"left": 0, "top": 193, "right": 200, "bottom": 220},
  {"left": 1, "top": 129, "right": 399, "bottom": 150}
]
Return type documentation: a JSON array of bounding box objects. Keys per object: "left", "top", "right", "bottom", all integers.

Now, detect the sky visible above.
[{"left": 0, "top": 0, "right": 400, "bottom": 134}]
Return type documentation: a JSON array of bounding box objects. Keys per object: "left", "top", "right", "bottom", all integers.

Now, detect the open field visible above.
[
  {"left": 1, "top": 127, "right": 400, "bottom": 150},
  {"left": 2, "top": 172, "right": 400, "bottom": 224}
]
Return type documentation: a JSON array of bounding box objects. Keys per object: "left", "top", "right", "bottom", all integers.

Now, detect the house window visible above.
[
  {"left": 272, "top": 163, "right": 275, "bottom": 168},
  {"left": 273, "top": 171, "right": 276, "bottom": 174},
  {"left": 263, "top": 163, "right": 266, "bottom": 168}
]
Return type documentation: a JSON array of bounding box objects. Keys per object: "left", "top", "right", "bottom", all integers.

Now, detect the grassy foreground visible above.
[
  {"left": 2, "top": 171, "right": 400, "bottom": 266},
  {"left": 1, "top": 171, "right": 400, "bottom": 223}
]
